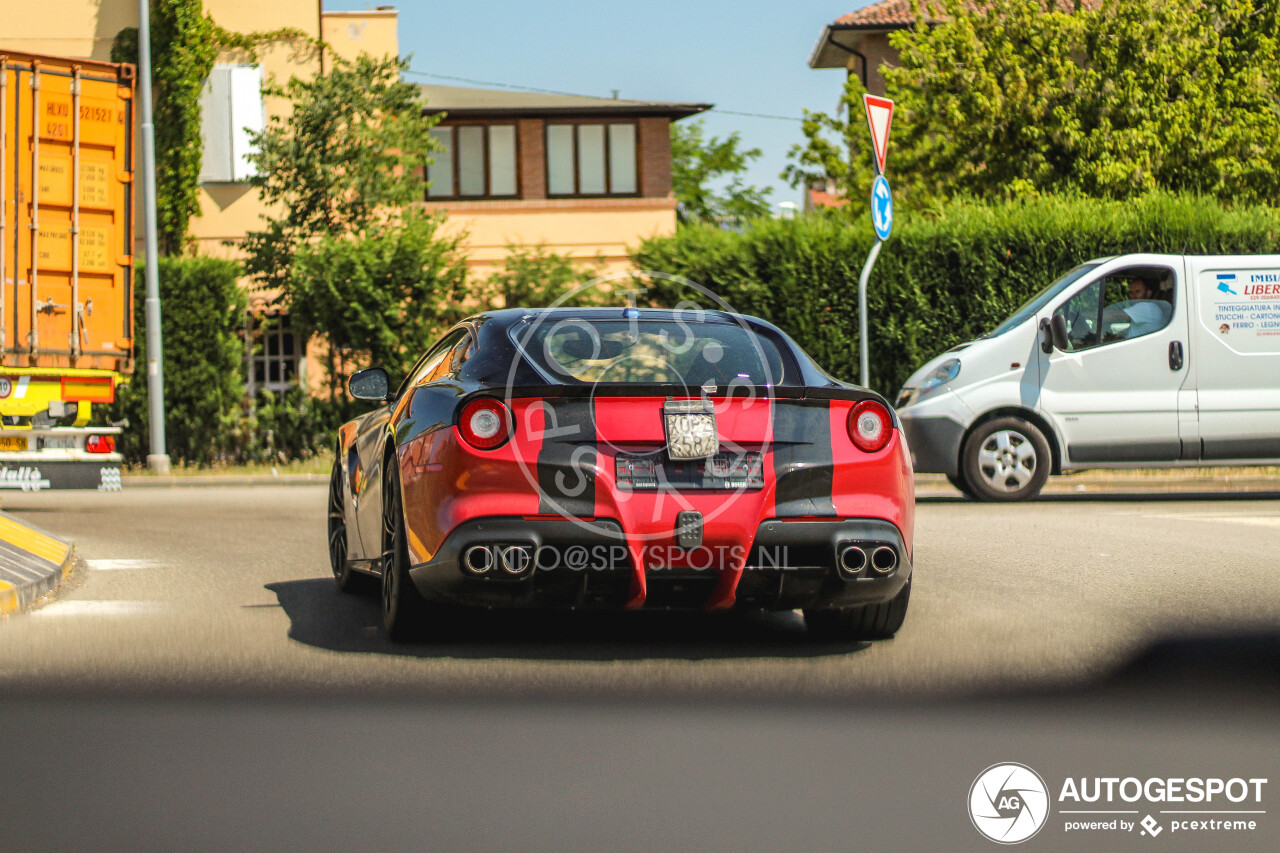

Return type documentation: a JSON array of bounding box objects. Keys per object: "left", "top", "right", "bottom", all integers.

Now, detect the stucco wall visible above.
[
  {"left": 321, "top": 10, "right": 399, "bottom": 65},
  {"left": 423, "top": 198, "right": 677, "bottom": 276},
  {"left": 3, "top": 0, "right": 136, "bottom": 62},
  {"left": 188, "top": 0, "right": 322, "bottom": 258}
]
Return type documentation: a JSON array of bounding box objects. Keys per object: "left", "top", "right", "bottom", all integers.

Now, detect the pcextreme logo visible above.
[{"left": 969, "top": 763, "right": 1051, "bottom": 844}]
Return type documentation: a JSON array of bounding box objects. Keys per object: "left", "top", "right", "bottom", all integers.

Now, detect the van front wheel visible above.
[{"left": 961, "top": 417, "right": 1051, "bottom": 501}]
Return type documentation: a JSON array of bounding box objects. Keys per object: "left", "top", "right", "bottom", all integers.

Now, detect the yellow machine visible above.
[{"left": 0, "top": 50, "right": 133, "bottom": 491}]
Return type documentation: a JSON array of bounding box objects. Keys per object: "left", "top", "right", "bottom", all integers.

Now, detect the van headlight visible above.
[{"left": 918, "top": 358, "right": 961, "bottom": 393}]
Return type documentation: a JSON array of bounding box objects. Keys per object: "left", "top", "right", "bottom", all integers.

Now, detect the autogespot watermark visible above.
[
  {"left": 968, "top": 763, "right": 1269, "bottom": 844},
  {"left": 969, "top": 763, "right": 1051, "bottom": 844},
  {"left": 502, "top": 270, "right": 779, "bottom": 542}
]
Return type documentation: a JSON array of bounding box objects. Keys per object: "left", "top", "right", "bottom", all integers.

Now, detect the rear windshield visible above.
[{"left": 515, "top": 319, "right": 788, "bottom": 387}]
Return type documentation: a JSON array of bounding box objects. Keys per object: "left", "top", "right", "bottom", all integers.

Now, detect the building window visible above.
[
  {"left": 545, "top": 122, "right": 637, "bottom": 196},
  {"left": 199, "top": 64, "right": 264, "bottom": 183},
  {"left": 247, "top": 315, "right": 301, "bottom": 395},
  {"left": 426, "top": 123, "right": 518, "bottom": 199}
]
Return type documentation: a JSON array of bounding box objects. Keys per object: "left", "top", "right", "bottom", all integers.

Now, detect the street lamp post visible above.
[{"left": 137, "top": 0, "right": 169, "bottom": 473}]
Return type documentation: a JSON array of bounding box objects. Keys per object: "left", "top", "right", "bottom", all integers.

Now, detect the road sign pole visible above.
[
  {"left": 859, "top": 94, "right": 894, "bottom": 391},
  {"left": 858, "top": 239, "right": 882, "bottom": 388}
]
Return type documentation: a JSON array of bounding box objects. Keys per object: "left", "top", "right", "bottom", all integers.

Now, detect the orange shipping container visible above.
[{"left": 0, "top": 50, "right": 134, "bottom": 374}]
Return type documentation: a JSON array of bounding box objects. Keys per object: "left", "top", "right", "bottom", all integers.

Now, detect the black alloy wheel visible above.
[
  {"left": 328, "top": 461, "right": 367, "bottom": 593},
  {"left": 381, "top": 460, "right": 427, "bottom": 640}
]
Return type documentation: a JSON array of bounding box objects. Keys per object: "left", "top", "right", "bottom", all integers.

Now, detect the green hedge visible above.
[
  {"left": 104, "top": 256, "right": 247, "bottom": 465},
  {"left": 632, "top": 194, "right": 1280, "bottom": 396}
]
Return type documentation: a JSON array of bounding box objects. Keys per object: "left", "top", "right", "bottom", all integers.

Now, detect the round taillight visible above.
[
  {"left": 458, "top": 399, "right": 511, "bottom": 450},
  {"left": 847, "top": 400, "right": 892, "bottom": 453}
]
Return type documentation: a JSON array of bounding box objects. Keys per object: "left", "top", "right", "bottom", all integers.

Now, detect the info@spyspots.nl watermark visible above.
[{"left": 968, "top": 762, "right": 1268, "bottom": 844}]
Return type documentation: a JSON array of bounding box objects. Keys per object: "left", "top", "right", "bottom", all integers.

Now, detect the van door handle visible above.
[{"left": 1169, "top": 340, "right": 1184, "bottom": 371}]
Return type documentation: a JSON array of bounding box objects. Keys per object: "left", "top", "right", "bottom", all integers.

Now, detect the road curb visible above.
[
  {"left": 121, "top": 473, "right": 327, "bottom": 488},
  {"left": 915, "top": 473, "right": 1280, "bottom": 498},
  {"left": 0, "top": 511, "right": 73, "bottom": 616}
]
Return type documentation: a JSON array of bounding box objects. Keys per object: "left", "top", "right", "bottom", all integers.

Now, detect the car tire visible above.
[
  {"left": 960, "top": 416, "right": 1052, "bottom": 502},
  {"left": 329, "top": 461, "right": 371, "bottom": 594},
  {"left": 804, "top": 575, "right": 911, "bottom": 641},
  {"left": 381, "top": 459, "right": 429, "bottom": 641}
]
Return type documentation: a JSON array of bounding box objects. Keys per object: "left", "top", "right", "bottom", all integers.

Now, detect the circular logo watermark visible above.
[
  {"left": 969, "top": 763, "right": 1051, "bottom": 844},
  {"left": 503, "top": 270, "right": 778, "bottom": 543}
]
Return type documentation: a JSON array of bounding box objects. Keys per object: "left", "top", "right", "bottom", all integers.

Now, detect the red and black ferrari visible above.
[{"left": 328, "top": 307, "right": 914, "bottom": 641}]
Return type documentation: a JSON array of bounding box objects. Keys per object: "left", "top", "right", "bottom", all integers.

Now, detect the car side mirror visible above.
[
  {"left": 348, "top": 367, "right": 391, "bottom": 402},
  {"left": 1039, "top": 318, "right": 1053, "bottom": 354},
  {"left": 1049, "top": 313, "right": 1070, "bottom": 352}
]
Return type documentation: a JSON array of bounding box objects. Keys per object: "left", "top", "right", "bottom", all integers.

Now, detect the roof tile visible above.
[{"left": 833, "top": 0, "right": 1101, "bottom": 30}]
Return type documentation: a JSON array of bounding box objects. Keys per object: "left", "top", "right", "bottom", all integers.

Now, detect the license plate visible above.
[
  {"left": 0, "top": 436, "right": 28, "bottom": 451},
  {"left": 663, "top": 399, "right": 718, "bottom": 460}
]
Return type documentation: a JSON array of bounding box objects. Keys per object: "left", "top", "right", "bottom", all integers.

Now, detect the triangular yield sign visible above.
[{"left": 863, "top": 94, "right": 894, "bottom": 175}]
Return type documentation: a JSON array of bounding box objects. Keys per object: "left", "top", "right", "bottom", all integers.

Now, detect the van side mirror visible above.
[
  {"left": 348, "top": 367, "right": 391, "bottom": 402},
  {"left": 1049, "top": 313, "right": 1070, "bottom": 352},
  {"left": 1039, "top": 318, "right": 1053, "bottom": 354}
]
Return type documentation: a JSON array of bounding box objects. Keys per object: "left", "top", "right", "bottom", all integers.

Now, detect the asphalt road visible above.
[
  {"left": 1, "top": 485, "right": 1278, "bottom": 700},
  {"left": 1, "top": 485, "right": 1278, "bottom": 851}
]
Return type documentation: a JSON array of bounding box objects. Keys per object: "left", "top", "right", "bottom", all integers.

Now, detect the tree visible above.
[
  {"left": 481, "top": 244, "right": 604, "bottom": 309},
  {"left": 105, "top": 257, "right": 247, "bottom": 465},
  {"left": 242, "top": 54, "right": 465, "bottom": 398},
  {"left": 289, "top": 213, "right": 469, "bottom": 396},
  {"left": 671, "top": 119, "right": 773, "bottom": 225},
  {"left": 781, "top": 78, "right": 876, "bottom": 204},
  {"left": 242, "top": 54, "right": 440, "bottom": 291},
  {"left": 786, "top": 0, "right": 1280, "bottom": 205},
  {"left": 1067, "top": 0, "right": 1280, "bottom": 201},
  {"left": 886, "top": 0, "right": 1088, "bottom": 201}
]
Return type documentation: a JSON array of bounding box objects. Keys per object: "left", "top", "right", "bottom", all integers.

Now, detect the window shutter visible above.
[
  {"left": 200, "top": 65, "right": 264, "bottom": 183},
  {"left": 199, "top": 67, "right": 233, "bottom": 183}
]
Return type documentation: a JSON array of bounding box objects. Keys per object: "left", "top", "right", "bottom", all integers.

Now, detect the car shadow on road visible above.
[
  {"left": 265, "top": 578, "right": 870, "bottom": 661},
  {"left": 1094, "top": 632, "right": 1280, "bottom": 698},
  {"left": 918, "top": 489, "right": 1280, "bottom": 504}
]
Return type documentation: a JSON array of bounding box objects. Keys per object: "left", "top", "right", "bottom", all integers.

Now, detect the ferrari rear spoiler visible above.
[{"left": 496, "top": 383, "right": 885, "bottom": 401}]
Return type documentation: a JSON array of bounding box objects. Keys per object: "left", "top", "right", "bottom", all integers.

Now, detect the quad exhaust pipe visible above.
[
  {"left": 837, "top": 543, "right": 899, "bottom": 577},
  {"left": 462, "top": 544, "right": 534, "bottom": 577},
  {"left": 871, "top": 545, "right": 898, "bottom": 575},
  {"left": 462, "top": 545, "right": 494, "bottom": 575},
  {"left": 499, "top": 545, "right": 532, "bottom": 575},
  {"left": 838, "top": 545, "right": 868, "bottom": 575}
]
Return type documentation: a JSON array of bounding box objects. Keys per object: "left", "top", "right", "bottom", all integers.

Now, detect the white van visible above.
[{"left": 895, "top": 254, "right": 1280, "bottom": 500}]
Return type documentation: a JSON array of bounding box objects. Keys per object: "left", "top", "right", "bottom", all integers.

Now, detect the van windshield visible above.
[{"left": 985, "top": 263, "right": 1100, "bottom": 338}]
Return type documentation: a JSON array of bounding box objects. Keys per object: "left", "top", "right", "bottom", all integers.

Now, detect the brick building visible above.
[{"left": 418, "top": 85, "right": 708, "bottom": 274}]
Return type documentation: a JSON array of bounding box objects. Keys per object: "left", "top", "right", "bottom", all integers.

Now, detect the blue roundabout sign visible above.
[{"left": 871, "top": 174, "right": 893, "bottom": 241}]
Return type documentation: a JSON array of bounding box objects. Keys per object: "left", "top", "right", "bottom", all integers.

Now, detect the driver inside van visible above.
[{"left": 1103, "top": 277, "right": 1173, "bottom": 339}]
